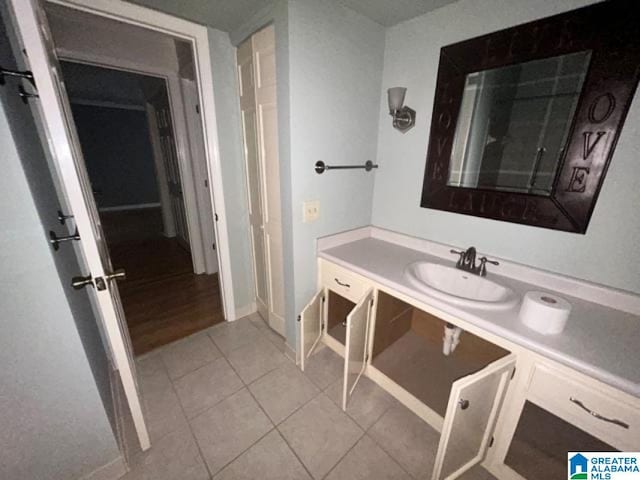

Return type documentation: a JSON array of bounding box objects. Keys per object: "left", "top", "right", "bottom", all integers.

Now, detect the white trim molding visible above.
[
  {"left": 234, "top": 302, "right": 258, "bottom": 321},
  {"left": 78, "top": 456, "right": 127, "bottom": 480},
  {"left": 98, "top": 202, "right": 161, "bottom": 212}
]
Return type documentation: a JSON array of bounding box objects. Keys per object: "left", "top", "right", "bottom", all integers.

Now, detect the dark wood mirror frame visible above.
[{"left": 421, "top": 1, "right": 640, "bottom": 233}]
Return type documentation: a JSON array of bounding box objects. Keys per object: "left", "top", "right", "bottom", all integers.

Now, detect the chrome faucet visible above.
[{"left": 450, "top": 246, "right": 499, "bottom": 277}]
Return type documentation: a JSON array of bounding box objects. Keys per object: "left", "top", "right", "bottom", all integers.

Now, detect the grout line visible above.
[
  {"left": 164, "top": 361, "right": 216, "bottom": 480},
  {"left": 208, "top": 425, "right": 276, "bottom": 478},
  {"left": 319, "top": 429, "right": 365, "bottom": 480},
  {"left": 138, "top": 318, "right": 298, "bottom": 477},
  {"left": 233, "top": 350, "right": 318, "bottom": 479},
  {"left": 272, "top": 384, "right": 322, "bottom": 427},
  {"left": 275, "top": 423, "right": 317, "bottom": 480},
  {"left": 165, "top": 352, "right": 225, "bottom": 383},
  {"left": 365, "top": 412, "right": 420, "bottom": 480},
  {"left": 199, "top": 348, "right": 284, "bottom": 477},
  {"left": 178, "top": 358, "right": 245, "bottom": 420}
]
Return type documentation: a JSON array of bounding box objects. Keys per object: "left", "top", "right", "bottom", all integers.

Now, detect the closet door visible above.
[
  {"left": 432, "top": 354, "right": 516, "bottom": 480},
  {"left": 342, "top": 289, "right": 374, "bottom": 410},
  {"left": 299, "top": 289, "right": 325, "bottom": 371},
  {"left": 253, "top": 26, "right": 286, "bottom": 336},
  {"left": 237, "top": 39, "right": 269, "bottom": 320}
]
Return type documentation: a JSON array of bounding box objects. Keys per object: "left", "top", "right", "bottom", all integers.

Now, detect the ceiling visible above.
[
  {"left": 341, "top": 0, "right": 459, "bottom": 27},
  {"left": 124, "top": 0, "right": 459, "bottom": 32}
]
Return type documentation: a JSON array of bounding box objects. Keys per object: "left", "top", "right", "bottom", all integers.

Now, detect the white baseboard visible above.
[
  {"left": 284, "top": 341, "right": 297, "bottom": 365},
  {"left": 79, "top": 456, "right": 127, "bottom": 480},
  {"left": 98, "top": 203, "right": 161, "bottom": 213},
  {"left": 233, "top": 302, "right": 257, "bottom": 320}
]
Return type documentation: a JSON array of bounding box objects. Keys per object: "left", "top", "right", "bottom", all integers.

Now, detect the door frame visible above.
[
  {"left": 47, "top": 0, "right": 237, "bottom": 319},
  {"left": 56, "top": 51, "right": 209, "bottom": 275}
]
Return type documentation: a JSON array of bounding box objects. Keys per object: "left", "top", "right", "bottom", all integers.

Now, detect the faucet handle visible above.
[
  {"left": 479, "top": 256, "right": 499, "bottom": 266},
  {"left": 478, "top": 256, "right": 499, "bottom": 276},
  {"left": 450, "top": 249, "right": 465, "bottom": 268}
]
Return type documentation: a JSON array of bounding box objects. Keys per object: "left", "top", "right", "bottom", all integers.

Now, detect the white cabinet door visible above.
[
  {"left": 432, "top": 354, "right": 516, "bottom": 480},
  {"left": 342, "top": 289, "right": 373, "bottom": 410},
  {"left": 299, "top": 289, "right": 325, "bottom": 371}
]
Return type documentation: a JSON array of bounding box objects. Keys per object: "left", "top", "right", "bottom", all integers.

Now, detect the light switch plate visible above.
[{"left": 303, "top": 200, "right": 320, "bottom": 223}]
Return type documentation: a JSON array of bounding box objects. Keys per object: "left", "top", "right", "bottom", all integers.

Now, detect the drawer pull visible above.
[
  {"left": 569, "top": 397, "right": 629, "bottom": 429},
  {"left": 334, "top": 278, "right": 351, "bottom": 288}
]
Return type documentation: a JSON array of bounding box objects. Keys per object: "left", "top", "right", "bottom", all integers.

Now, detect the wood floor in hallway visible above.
[{"left": 109, "top": 236, "right": 223, "bottom": 355}]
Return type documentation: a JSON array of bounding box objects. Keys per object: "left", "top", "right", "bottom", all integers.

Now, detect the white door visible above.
[
  {"left": 149, "top": 87, "right": 190, "bottom": 251},
  {"left": 299, "top": 289, "right": 325, "bottom": 371},
  {"left": 181, "top": 78, "right": 218, "bottom": 273},
  {"left": 237, "top": 39, "right": 269, "bottom": 322},
  {"left": 7, "top": 0, "right": 150, "bottom": 450},
  {"left": 342, "top": 289, "right": 373, "bottom": 410},
  {"left": 252, "top": 26, "right": 285, "bottom": 336},
  {"left": 238, "top": 26, "right": 285, "bottom": 335},
  {"left": 432, "top": 354, "right": 516, "bottom": 480}
]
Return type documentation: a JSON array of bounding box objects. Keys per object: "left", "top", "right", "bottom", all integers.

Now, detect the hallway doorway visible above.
[{"left": 61, "top": 61, "right": 224, "bottom": 354}]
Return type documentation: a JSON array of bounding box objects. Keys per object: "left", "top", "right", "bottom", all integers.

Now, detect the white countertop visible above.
[{"left": 318, "top": 230, "right": 640, "bottom": 398}]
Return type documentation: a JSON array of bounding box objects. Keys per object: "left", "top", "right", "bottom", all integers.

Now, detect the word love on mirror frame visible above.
[{"left": 421, "top": 1, "right": 640, "bottom": 233}]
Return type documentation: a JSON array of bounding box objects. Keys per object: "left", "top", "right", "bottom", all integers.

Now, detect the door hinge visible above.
[
  {"left": 489, "top": 436, "right": 494, "bottom": 448},
  {"left": 212, "top": 242, "right": 216, "bottom": 250},
  {"left": 297, "top": 315, "right": 301, "bottom": 323},
  {"left": 322, "top": 296, "right": 326, "bottom": 303},
  {"left": 365, "top": 353, "right": 370, "bottom": 362},
  {"left": 195, "top": 104, "right": 200, "bottom": 114},
  {"left": 214, "top": 213, "right": 219, "bottom": 221},
  {"left": 204, "top": 179, "right": 208, "bottom": 187},
  {"left": 510, "top": 367, "right": 516, "bottom": 380}
]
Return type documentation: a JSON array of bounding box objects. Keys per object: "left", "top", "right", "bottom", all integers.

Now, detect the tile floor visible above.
[{"left": 124, "top": 313, "right": 497, "bottom": 480}]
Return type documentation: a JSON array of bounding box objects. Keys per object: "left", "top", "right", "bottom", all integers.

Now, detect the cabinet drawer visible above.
[
  {"left": 527, "top": 363, "right": 640, "bottom": 450},
  {"left": 320, "top": 261, "right": 368, "bottom": 303}
]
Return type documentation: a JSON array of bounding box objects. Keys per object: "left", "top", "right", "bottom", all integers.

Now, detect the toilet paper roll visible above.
[{"left": 518, "top": 291, "right": 572, "bottom": 335}]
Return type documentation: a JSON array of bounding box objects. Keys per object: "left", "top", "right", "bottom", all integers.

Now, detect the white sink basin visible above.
[{"left": 404, "top": 261, "right": 518, "bottom": 310}]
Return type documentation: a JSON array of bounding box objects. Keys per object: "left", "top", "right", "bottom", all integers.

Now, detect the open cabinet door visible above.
[
  {"left": 342, "top": 289, "right": 373, "bottom": 410},
  {"left": 7, "top": 0, "right": 150, "bottom": 450},
  {"left": 432, "top": 354, "right": 516, "bottom": 480},
  {"left": 299, "top": 289, "right": 325, "bottom": 371}
]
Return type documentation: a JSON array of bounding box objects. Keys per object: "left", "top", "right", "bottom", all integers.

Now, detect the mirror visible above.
[
  {"left": 421, "top": 1, "right": 640, "bottom": 233},
  {"left": 448, "top": 51, "right": 591, "bottom": 195}
]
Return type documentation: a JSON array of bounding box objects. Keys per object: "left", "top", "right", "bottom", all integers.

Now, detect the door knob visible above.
[
  {"left": 95, "top": 268, "right": 126, "bottom": 291},
  {"left": 458, "top": 399, "right": 470, "bottom": 410},
  {"left": 71, "top": 275, "right": 93, "bottom": 290},
  {"left": 105, "top": 268, "right": 126, "bottom": 282}
]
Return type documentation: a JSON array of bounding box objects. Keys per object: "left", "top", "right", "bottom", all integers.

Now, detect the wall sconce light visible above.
[{"left": 387, "top": 87, "right": 416, "bottom": 133}]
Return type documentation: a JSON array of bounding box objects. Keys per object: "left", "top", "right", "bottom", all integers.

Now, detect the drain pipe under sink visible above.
[{"left": 443, "top": 323, "right": 462, "bottom": 356}]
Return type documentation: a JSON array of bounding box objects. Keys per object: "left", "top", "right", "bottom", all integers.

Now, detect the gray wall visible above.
[
  {"left": 71, "top": 104, "right": 160, "bottom": 209},
  {"left": 130, "top": 0, "right": 385, "bottom": 347},
  {"left": 0, "top": 10, "right": 120, "bottom": 480},
  {"left": 232, "top": 0, "right": 384, "bottom": 346},
  {"left": 371, "top": 0, "right": 640, "bottom": 295},
  {"left": 207, "top": 27, "right": 257, "bottom": 313},
  {"left": 286, "top": 0, "right": 384, "bottom": 344}
]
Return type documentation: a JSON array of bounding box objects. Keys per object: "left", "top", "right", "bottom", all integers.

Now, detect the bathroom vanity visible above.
[{"left": 298, "top": 227, "right": 640, "bottom": 480}]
